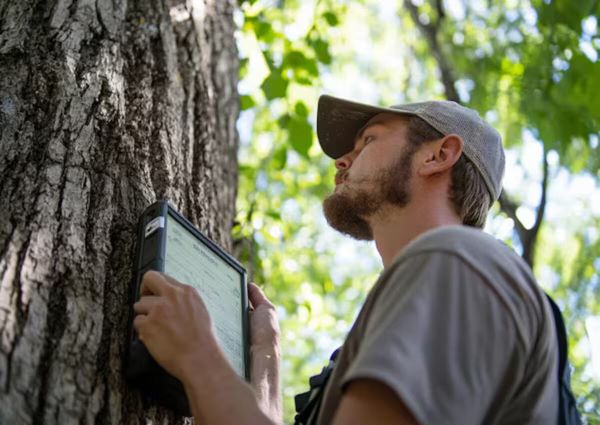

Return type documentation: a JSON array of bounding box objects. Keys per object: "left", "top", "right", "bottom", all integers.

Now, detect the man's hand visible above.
[
  {"left": 248, "top": 283, "right": 282, "bottom": 422},
  {"left": 133, "top": 271, "right": 223, "bottom": 381},
  {"left": 133, "top": 271, "right": 277, "bottom": 425},
  {"left": 249, "top": 282, "right": 280, "bottom": 348}
]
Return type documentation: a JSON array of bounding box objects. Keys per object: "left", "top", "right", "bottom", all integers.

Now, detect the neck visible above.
[{"left": 370, "top": 199, "right": 461, "bottom": 268}]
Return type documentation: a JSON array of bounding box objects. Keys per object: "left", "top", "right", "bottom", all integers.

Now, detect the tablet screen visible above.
[{"left": 164, "top": 213, "right": 245, "bottom": 377}]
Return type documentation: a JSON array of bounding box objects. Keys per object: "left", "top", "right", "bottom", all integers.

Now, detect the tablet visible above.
[{"left": 126, "top": 200, "right": 249, "bottom": 415}]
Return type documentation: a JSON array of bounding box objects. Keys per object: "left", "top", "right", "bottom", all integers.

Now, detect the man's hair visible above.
[{"left": 406, "top": 116, "right": 491, "bottom": 228}]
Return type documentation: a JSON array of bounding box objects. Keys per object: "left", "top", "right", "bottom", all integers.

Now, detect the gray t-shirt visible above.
[{"left": 316, "top": 226, "right": 558, "bottom": 425}]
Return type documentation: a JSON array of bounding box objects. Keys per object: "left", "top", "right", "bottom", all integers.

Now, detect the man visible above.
[{"left": 133, "top": 95, "right": 558, "bottom": 424}]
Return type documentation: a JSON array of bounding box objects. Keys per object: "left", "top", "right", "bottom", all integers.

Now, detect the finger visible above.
[
  {"left": 161, "top": 273, "right": 187, "bottom": 290},
  {"left": 141, "top": 271, "right": 170, "bottom": 296},
  {"left": 248, "top": 282, "right": 272, "bottom": 308},
  {"left": 162, "top": 275, "right": 205, "bottom": 306},
  {"left": 248, "top": 292, "right": 255, "bottom": 310},
  {"left": 133, "top": 314, "right": 148, "bottom": 333},
  {"left": 133, "top": 295, "right": 162, "bottom": 314}
]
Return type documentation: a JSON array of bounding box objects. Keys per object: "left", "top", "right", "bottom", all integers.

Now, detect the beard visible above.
[{"left": 322, "top": 145, "right": 416, "bottom": 240}]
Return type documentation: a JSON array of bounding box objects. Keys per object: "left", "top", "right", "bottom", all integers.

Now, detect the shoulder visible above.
[
  {"left": 338, "top": 226, "right": 558, "bottom": 423},
  {"left": 391, "top": 225, "right": 533, "bottom": 288},
  {"left": 402, "top": 225, "right": 514, "bottom": 260},
  {"left": 380, "top": 225, "right": 552, "bottom": 354}
]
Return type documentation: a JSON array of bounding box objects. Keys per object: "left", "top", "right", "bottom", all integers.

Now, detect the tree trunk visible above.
[{"left": 0, "top": 0, "right": 239, "bottom": 423}]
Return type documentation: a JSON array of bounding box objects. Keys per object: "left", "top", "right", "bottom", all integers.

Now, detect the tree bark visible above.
[
  {"left": 0, "top": 0, "right": 239, "bottom": 424},
  {"left": 405, "top": 0, "right": 460, "bottom": 103}
]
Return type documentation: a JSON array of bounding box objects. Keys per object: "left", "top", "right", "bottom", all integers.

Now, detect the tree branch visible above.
[
  {"left": 532, "top": 148, "right": 549, "bottom": 236},
  {"left": 434, "top": 0, "right": 445, "bottom": 21},
  {"left": 521, "top": 150, "right": 549, "bottom": 267},
  {"left": 498, "top": 150, "right": 549, "bottom": 268},
  {"left": 404, "top": 0, "right": 460, "bottom": 102},
  {"left": 498, "top": 190, "right": 528, "bottom": 243}
]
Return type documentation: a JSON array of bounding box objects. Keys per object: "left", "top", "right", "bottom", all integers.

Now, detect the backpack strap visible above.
[
  {"left": 545, "top": 294, "right": 568, "bottom": 379},
  {"left": 545, "top": 293, "right": 583, "bottom": 425},
  {"left": 294, "top": 348, "right": 340, "bottom": 425}
]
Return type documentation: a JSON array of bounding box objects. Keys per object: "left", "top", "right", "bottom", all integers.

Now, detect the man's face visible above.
[{"left": 322, "top": 113, "right": 417, "bottom": 240}]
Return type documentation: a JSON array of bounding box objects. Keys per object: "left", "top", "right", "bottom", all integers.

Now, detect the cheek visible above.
[
  {"left": 350, "top": 151, "right": 374, "bottom": 173},
  {"left": 347, "top": 161, "right": 368, "bottom": 181},
  {"left": 350, "top": 150, "right": 391, "bottom": 178}
]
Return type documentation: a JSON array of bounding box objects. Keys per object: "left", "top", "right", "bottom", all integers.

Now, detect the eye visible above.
[{"left": 364, "top": 135, "right": 375, "bottom": 145}]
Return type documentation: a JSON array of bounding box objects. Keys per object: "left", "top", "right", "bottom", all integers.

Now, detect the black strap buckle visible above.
[{"left": 294, "top": 348, "right": 340, "bottom": 425}]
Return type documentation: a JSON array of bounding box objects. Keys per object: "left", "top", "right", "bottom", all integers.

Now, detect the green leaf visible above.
[
  {"left": 323, "top": 11, "right": 339, "bottom": 26},
  {"left": 239, "top": 57, "right": 249, "bottom": 73},
  {"left": 283, "top": 50, "right": 319, "bottom": 76},
  {"left": 240, "top": 95, "right": 255, "bottom": 110},
  {"left": 284, "top": 50, "right": 309, "bottom": 68},
  {"left": 266, "top": 209, "right": 282, "bottom": 220},
  {"left": 303, "top": 58, "right": 319, "bottom": 77},
  {"left": 238, "top": 164, "right": 256, "bottom": 179},
  {"left": 272, "top": 146, "right": 287, "bottom": 170},
  {"left": 254, "top": 21, "right": 273, "bottom": 41},
  {"left": 278, "top": 113, "right": 291, "bottom": 127},
  {"left": 312, "top": 39, "right": 332, "bottom": 65},
  {"left": 288, "top": 117, "right": 313, "bottom": 158},
  {"left": 295, "top": 76, "right": 313, "bottom": 85},
  {"left": 261, "top": 71, "right": 288, "bottom": 100},
  {"left": 295, "top": 101, "right": 309, "bottom": 117}
]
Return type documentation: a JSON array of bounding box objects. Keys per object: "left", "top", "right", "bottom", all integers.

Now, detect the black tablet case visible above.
[{"left": 126, "top": 201, "right": 249, "bottom": 416}]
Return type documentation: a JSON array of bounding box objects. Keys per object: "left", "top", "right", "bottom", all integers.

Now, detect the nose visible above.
[{"left": 335, "top": 153, "right": 353, "bottom": 170}]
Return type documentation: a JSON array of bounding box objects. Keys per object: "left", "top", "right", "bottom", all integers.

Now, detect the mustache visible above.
[{"left": 335, "top": 170, "right": 349, "bottom": 185}]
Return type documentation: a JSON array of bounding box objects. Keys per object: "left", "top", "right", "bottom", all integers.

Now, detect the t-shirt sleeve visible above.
[{"left": 340, "top": 252, "right": 525, "bottom": 425}]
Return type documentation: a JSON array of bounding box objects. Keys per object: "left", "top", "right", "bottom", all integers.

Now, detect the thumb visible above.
[{"left": 248, "top": 282, "right": 273, "bottom": 309}]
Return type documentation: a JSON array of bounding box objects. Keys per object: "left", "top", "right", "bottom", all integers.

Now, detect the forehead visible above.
[{"left": 356, "top": 112, "right": 409, "bottom": 140}]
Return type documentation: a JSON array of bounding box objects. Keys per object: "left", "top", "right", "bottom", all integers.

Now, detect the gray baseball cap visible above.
[{"left": 316, "top": 94, "right": 505, "bottom": 201}]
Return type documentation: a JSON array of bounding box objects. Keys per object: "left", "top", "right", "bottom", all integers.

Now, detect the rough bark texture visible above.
[{"left": 0, "top": 0, "right": 239, "bottom": 423}]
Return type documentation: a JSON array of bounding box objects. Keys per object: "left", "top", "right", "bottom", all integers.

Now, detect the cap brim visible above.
[{"left": 317, "top": 95, "right": 416, "bottom": 158}]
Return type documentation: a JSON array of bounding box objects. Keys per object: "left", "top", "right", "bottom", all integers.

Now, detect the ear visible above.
[{"left": 417, "top": 134, "right": 464, "bottom": 177}]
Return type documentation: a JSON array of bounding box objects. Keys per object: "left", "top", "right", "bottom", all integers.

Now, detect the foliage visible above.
[
  {"left": 431, "top": 0, "right": 600, "bottom": 165},
  {"left": 235, "top": 0, "right": 600, "bottom": 422},
  {"left": 235, "top": 1, "right": 360, "bottom": 419}
]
